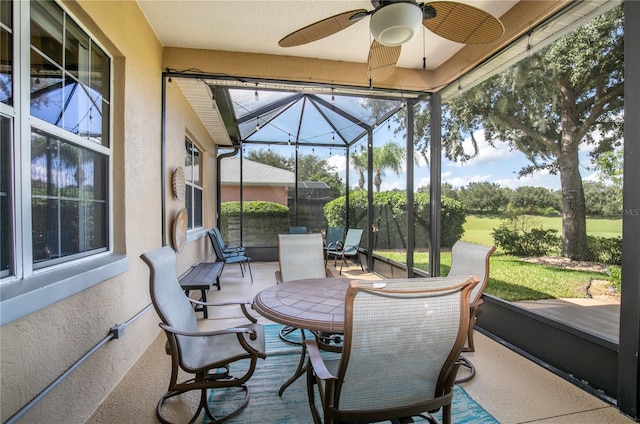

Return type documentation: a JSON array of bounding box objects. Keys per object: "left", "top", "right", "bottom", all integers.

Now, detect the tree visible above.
[
  {"left": 458, "top": 182, "right": 509, "bottom": 213},
  {"left": 510, "top": 186, "right": 560, "bottom": 214},
  {"left": 297, "top": 153, "right": 345, "bottom": 197},
  {"left": 372, "top": 142, "right": 405, "bottom": 192},
  {"left": 350, "top": 147, "right": 368, "bottom": 190},
  {"left": 583, "top": 181, "right": 622, "bottom": 217},
  {"left": 350, "top": 142, "right": 407, "bottom": 192},
  {"left": 592, "top": 148, "right": 623, "bottom": 206},
  {"left": 246, "top": 148, "right": 344, "bottom": 197},
  {"left": 245, "top": 149, "right": 292, "bottom": 170},
  {"left": 439, "top": 7, "right": 624, "bottom": 260}
]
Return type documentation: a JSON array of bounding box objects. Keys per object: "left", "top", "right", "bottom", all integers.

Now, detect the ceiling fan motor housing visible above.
[{"left": 369, "top": 1, "right": 423, "bottom": 46}]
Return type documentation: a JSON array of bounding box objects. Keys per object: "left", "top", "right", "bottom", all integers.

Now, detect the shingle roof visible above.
[{"left": 220, "top": 157, "right": 295, "bottom": 186}]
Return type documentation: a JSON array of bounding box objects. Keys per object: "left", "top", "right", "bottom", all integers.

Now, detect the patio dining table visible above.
[{"left": 252, "top": 277, "right": 351, "bottom": 395}]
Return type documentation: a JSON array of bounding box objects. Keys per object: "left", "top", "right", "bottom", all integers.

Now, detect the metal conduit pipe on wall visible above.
[{"left": 4, "top": 304, "right": 154, "bottom": 424}]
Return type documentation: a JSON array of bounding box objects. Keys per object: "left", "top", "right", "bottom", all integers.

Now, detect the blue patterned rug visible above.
[{"left": 207, "top": 324, "right": 498, "bottom": 423}]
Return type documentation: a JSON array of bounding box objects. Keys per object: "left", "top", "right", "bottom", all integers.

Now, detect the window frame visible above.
[
  {"left": 0, "top": 0, "right": 126, "bottom": 326},
  {"left": 184, "top": 136, "right": 203, "bottom": 232}
]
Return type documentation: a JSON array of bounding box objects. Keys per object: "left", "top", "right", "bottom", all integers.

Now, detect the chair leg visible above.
[
  {"left": 156, "top": 383, "right": 250, "bottom": 424},
  {"left": 455, "top": 355, "right": 476, "bottom": 383},
  {"left": 246, "top": 260, "right": 253, "bottom": 282}
]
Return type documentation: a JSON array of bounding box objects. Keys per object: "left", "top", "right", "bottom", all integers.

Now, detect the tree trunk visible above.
[
  {"left": 558, "top": 108, "right": 589, "bottom": 260},
  {"left": 374, "top": 172, "right": 381, "bottom": 192}
]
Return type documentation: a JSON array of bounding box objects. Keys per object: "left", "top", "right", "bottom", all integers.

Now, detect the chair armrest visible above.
[
  {"left": 303, "top": 339, "right": 337, "bottom": 381},
  {"left": 470, "top": 298, "right": 484, "bottom": 309},
  {"left": 188, "top": 299, "right": 258, "bottom": 323},
  {"left": 160, "top": 323, "right": 258, "bottom": 339}
]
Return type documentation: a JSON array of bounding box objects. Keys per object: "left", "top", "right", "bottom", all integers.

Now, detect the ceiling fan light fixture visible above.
[{"left": 370, "top": 2, "right": 423, "bottom": 46}]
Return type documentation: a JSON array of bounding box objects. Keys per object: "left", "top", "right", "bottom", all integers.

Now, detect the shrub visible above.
[
  {"left": 324, "top": 191, "right": 466, "bottom": 248},
  {"left": 587, "top": 236, "right": 622, "bottom": 265},
  {"left": 220, "top": 201, "right": 289, "bottom": 245},
  {"left": 606, "top": 265, "right": 621, "bottom": 292},
  {"left": 491, "top": 215, "right": 560, "bottom": 256}
]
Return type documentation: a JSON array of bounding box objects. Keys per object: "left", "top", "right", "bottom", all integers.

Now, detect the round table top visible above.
[{"left": 252, "top": 278, "right": 350, "bottom": 333}]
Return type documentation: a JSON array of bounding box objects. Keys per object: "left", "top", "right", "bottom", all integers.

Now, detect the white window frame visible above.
[
  {"left": 184, "top": 136, "right": 204, "bottom": 232},
  {"left": 0, "top": 0, "right": 127, "bottom": 326}
]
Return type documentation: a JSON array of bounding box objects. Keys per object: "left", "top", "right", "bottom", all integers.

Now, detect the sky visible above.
[
  {"left": 323, "top": 126, "right": 600, "bottom": 193},
  {"left": 246, "top": 118, "right": 602, "bottom": 194}
]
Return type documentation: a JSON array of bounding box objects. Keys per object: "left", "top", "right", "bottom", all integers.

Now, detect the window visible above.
[
  {"left": 1, "top": 116, "right": 12, "bottom": 278},
  {"left": 0, "top": 0, "right": 12, "bottom": 106},
  {"left": 1, "top": 0, "right": 113, "bottom": 296},
  {"left": 184, "top": 137, "right": 203, "bottom": 230}
]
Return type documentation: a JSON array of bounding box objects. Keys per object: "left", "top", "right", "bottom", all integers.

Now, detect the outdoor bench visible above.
[{"left": 178, "top": 260, "right": 223, "bottom": 318}]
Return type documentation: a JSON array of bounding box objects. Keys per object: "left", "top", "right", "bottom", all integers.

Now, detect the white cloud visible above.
[
  {"left": 444, "top": 174, "right": 492, "bottom": 188},
  {"left": 327, "top": 153, "right": 346, "bottom": 175},
  {"left": 447, "top": 130, "right": 518, "bottom": 168}
]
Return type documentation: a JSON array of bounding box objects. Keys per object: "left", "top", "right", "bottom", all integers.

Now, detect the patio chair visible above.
[
  {"left": 141, "top": 246, "right": 266, "bottom": 424},
  {"left": 211, "top": 227, "right": 245, "bottom": 256},
  {"left": 289, "top": 226, "right": 307, "bottom": 234},
  {"left": 323, "top": 226, "right": 344, "bottom": 257},
  {"left": 325, "top": 228, "right": 364, "bottom": 275},
  {"left": 304, "top": 276, "right": 478, "bottom": 424},
  {"left": 276, "top": 233, "right": 335, "bottom": 346},
  {"left": 447, "top": 240, "right": 496, "bottom": 383},
  {"left": 208, "top": 230, "right": 254, "bottom": 282}
]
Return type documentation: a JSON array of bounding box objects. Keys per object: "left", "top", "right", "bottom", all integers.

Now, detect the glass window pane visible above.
[
  {"left": 65, "top": 18, "right": 90, "bottom": 85},
  {"left": 32, "top": 197, "right": 59, "bottom": 262},
  {"left": 31, "top": 128, "right": 108, "bottom": 266},
  {"left": 193, "top": 188, "right": 202, "bottom": 228},
  {"left": 30, "top": 51, "right": 64, "bottom": 125},
  {"left": 1, "top": 27, "right": 12, "bottom": 105},
  {"left": 31, "top": 130, "right": 58, "bottom": 197},
  {"left": 90, "top": 43, "right": 109, "bottom": 102},
  {"left": 185, "top": 187, "right": 192, "bottom": 229},
  {"left": 1, "top": 115, "right": 12, "bottom": 276},
  {"left": 0, "top": 0, "right": 11, "bottom": 27},
  {"left": 30, "top": 0, "right": 63, "bottom": 67}
]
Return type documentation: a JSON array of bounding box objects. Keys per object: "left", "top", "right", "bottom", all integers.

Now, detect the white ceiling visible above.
[{"left": 136, "top": 0, "right": 518, "bottom": 72}]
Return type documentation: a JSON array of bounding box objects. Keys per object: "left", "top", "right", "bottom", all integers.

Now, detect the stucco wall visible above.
[{"left": 0, "top": 1, "right": 215, "bottom": 422}]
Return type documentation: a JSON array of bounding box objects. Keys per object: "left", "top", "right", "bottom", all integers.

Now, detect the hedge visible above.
[{"left": 324, "top": 191, "right": 466, "bottom": 249}]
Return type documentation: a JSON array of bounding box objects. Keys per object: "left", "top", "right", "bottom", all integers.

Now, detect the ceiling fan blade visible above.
[
  {"left": 367, "top": 40, "right": 401, "bottom": 82},
  {"left": 278, "top": 9, "right": 368, "bottom": 47},
  {"left": 422, "top": 1, "right": 504, "bottom": 45}
]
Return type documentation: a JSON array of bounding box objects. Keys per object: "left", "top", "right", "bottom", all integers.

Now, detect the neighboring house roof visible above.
[
  {"left": 220, "top": 157, "right": 294, "bottom": 186},
  {"left": 297, "top": 181, "right": 330, "bottom": 190}
]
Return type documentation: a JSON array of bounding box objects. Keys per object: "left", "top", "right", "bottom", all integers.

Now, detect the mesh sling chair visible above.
[
  {"left": 141, "top": 246, "right": 266, "bottom": 424},
  {"left": 324, "top": 228, "right": 364, "bottom": 275},
  {"left": 276, "top": 233, "right": 335, "bottom": 346},
  {"left": 324, "top": 226, "right": 344, "bottom": 257},
  {"left": 208, "top": 230, "right": 253, "bottom": 282},
  {"left": 304, "top": 276, "right": 478, "bottom": 424},
  {"left": 211, "top": 227, "right": 246, "bottom": 256},
  {"left": 446, "top": 240, "right": 496, "bottom": 383}
]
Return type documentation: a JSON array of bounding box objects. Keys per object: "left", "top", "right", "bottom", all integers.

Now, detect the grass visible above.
[
  {"left": 461, "top": 215, "right": 622, "bottom": 245},
  {"left": 376, "top": 214, "right": 621, "bottom": 302}
]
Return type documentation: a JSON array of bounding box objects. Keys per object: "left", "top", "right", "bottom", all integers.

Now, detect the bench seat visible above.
[{"left": 178, "top": 261, "right": 224, "bottom": 318}]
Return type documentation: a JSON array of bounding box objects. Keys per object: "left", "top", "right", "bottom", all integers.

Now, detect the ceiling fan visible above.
[{"left": 278, "top": 1, "right": 505, "bottom": 82}]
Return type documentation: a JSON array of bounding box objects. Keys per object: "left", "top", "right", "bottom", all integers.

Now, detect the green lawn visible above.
[
  {"left": 460, "top": 215, "right": 622, "bottom": 245},
  {"left": 376, "top": 214, "right": 621, "bottom": 301}
]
